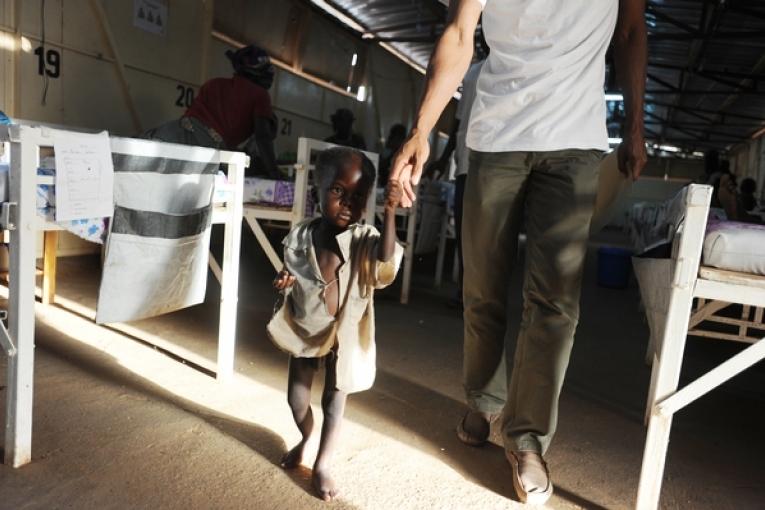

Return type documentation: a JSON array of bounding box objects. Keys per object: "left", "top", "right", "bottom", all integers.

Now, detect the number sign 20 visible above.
[{"left": 175, "top": 85, "right": 195, "bottom": 108}]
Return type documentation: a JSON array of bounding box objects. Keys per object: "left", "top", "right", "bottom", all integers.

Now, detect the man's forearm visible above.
[
  {"left": 412, "top": 1, "right": 481, "bottom": 136},
  {"left": 614, "top": 3, "right": 647, "bottom": 138}
]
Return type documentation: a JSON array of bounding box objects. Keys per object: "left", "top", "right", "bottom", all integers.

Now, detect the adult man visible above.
[{"left": 390, "top": 0, "right": 647, "bottom": 504}]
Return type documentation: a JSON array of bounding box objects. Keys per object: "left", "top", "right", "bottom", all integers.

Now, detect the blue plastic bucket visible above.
[{"left": 597, "top": 246, "right": 632, "bottom": 289}]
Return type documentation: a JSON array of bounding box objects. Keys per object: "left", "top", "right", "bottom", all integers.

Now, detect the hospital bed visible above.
[
  {"left": 631, "top": 184, "right": 765, "bottom": 509},
  {"left": 29, "top": 136, "right": 417, "bottom": 309},
  {"left": 0, "top": 123, "right": 247, "bottom": 468}
]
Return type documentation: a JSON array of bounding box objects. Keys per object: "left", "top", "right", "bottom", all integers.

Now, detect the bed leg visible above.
[{"left": 42, "top": 231, "right": 57, "bottom": 305}]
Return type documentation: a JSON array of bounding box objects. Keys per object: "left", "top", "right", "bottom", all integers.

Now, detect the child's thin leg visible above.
[
  {"left": 281, "top": 356, "right": 316, "bottom": 469},
  {"left": 312, "top": 353, "right": 348, "bottom": 501}
]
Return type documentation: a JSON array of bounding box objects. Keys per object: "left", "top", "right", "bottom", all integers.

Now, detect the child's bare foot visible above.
[
  {"left": 280, "top": 442, "right": 306, "bottom": 469},
  {"left": 312, "top": 468, "right": 339, "bottom": 502}
]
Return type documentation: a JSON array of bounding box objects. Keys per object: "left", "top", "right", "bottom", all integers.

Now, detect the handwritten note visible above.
[{"left": 53, "top": 130, "right": 114, "bottom": 221}]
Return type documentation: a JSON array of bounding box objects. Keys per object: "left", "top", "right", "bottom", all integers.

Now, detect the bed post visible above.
[
  {"left": 4, "top": 126, "right": 39, "bottom": 467},
  {"left": 216, "top": 153, "right": 245, "bottom": 382},
  {"left": 636, "top": 185, "right": 711, "bottom": 509}
]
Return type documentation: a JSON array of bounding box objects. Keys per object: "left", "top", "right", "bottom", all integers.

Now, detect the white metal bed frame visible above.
[
  {"left": 636, "top": 184, "right": 765, "bottom": 509},
  {"left": 0, "top": 124, "right": 246, "bottom": 468},
  {"left": 243, "top": 137, "right": 417, "bottom": 304}
]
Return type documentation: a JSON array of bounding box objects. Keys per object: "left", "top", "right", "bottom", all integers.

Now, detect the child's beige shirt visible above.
[{"left": 267, "top": 218, "right": 404, "bottom": 393}]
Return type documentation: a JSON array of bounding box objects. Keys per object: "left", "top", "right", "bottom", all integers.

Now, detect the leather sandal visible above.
[{"left": 455, "top": 411, "right": 490, "bottom": 447}]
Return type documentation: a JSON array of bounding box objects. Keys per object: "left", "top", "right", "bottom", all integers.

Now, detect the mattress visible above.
[
  {"left": 214, "top": 176, "right": 321, "bottom": 217},
  {"left": 0, "top": 162, "right": 107, "bottom": 244}
]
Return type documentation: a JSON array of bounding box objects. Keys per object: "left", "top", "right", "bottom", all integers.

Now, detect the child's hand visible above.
[
  {"left": 384, "top": 179, "right": 403, "bottom": 211},
  {"left": 273, "top": 269, "right": 296, "bottom": 290}
]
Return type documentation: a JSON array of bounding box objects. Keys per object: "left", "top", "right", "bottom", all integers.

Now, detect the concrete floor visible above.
[{"left": 1, "top": 231, "right": 764, "bottom": 509}]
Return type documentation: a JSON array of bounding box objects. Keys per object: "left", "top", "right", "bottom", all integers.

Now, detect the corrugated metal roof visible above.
[{"left": 318, "top": 0, "right": 765, "bottom": 151}]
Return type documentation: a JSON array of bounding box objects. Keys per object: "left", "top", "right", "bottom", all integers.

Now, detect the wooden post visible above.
[
  {"left": 402, "top": 205, "right": 416, "bottom": 304},
  {"left": 0, "top": 0, "right": 19, "bottom": 118},
  {"left": 286, "top": 3, "right": 311, "bottom": 73},
  {"left": 41, "top": 230, "right": 57, "bottom": 304},
  {"left": 89, "top": 0, "right": 143, "bottom": 133},
  {"left": 198, "top": 0, "right": 215, "bottom": 86},
  {"left": 294, "top": 139, "right": 310, "bottom": 227}
]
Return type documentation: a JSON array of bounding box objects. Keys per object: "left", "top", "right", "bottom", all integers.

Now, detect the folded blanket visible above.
[{"left": 703, "top": 220, "right": 765, "bottom": 276}]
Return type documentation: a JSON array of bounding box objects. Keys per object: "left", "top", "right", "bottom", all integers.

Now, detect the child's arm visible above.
[
  {"left": 379, "top": 180, "right": 403, "bottom": 262},
  {"left": 273, "top": 268, "right": 296, "bottom": 290}
]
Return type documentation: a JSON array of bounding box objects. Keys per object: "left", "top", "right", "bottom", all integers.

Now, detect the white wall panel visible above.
[{"left": 275, "top": 70, "right": 324, "bottom": 121}]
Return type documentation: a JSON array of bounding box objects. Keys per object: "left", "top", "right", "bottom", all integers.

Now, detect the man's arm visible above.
[
  {"left": 613, "top": 0, "right": 648, "bottom": 180},
  {"left": 390, "top": 0, "right": 482, "bottom": 207}
]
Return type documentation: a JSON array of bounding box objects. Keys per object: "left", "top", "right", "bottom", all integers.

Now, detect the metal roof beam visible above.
[
  {"left": 647, "top": 73, "right": 680, "bottom": 91},
  {"left": 363, "top": 35, "right": 440, "bottom": 43},
  {"left": 647, "top": 99, "right": 764, "bottom": 122},
  {"left": 650, "top": 30, "right": 765, "bottom": 41},
  {"left": 648, "top": 62, "right": 765, "bottom": 81},
  {"left": 728, "top": 4, "right": 765, "bottom": 22},
  {"left": 646, "top": 5, "right": 700, "bottom": 35},
  {"left": 647, "top": 63, "right": 760, "bottom": 91},
  {"left": 365, "top": 19, "right": 442, "bottom": 35},
  {"left": 660, "top": 0, "right": 722, "bottom": 142},
  {"left": 645, "top": 121, "right": 763, "bottom": 128},
  {"left": 647, "top": 89, "right": 764, "bottom": 95}
]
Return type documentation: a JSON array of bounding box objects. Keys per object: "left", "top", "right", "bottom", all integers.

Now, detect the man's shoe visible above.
[{"left": 506, "top": 450, "right": 553, "bottom": 505}]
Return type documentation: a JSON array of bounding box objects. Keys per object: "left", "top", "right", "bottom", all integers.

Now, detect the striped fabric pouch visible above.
[{"left": 96, "top": 152, "right": 217, "bottom": 324}]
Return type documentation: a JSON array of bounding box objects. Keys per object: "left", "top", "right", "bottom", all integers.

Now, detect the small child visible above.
[{"left": 267, "top": 147, "right": 403, "bottom": 501}]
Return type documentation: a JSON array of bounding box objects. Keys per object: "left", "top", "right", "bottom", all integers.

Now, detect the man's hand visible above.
[
  {"left": 384, "top": 179, "right": 404, "bottom": 212},
  {"left": 389, "top": 130, "right": 430, "bottom": 207},
  {"left": 617, "top": 135, "right": 647, "bottom": 181},
  {"left": 273, "top": 269, "right": 295, "bottom": 290}
]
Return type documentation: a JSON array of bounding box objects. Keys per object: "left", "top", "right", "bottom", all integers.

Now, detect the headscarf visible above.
[{"left": 226, "top": 45, "right": 275, "bottom": 90}]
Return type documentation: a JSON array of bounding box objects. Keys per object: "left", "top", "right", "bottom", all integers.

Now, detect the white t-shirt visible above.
[
  {"left": 454, "top": 61, "right": 484, "bottom": 177},
  {"left": 467, "top": 0, "right": 618, "bottom": 152}
]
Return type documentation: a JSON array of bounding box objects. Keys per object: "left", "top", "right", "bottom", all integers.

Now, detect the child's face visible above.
[{"left": 320, "top": 157, "right": 371, "bottom": 229}]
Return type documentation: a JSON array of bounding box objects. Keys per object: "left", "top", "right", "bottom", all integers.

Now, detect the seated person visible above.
[
  {"left": 740, "top": 177, "right": 759, "bottom": 213},
  {"left": 718, "top": 173, "right": 763, "bottom": 224},
  {"left": 144, "top": 45, "right": 279, "bottom": 178},
  {"left": 377, "top": 124, "right": 407, "bottom": 185},
  {"left": 325, "top": 108, "right": 367, "bottom": 150}
]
